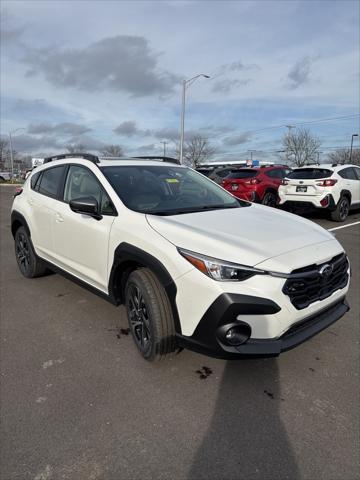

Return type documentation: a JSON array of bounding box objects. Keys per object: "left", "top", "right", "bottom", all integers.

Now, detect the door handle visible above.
[{"left": 55, "top": 212, "right": 64, "bottom": 223}]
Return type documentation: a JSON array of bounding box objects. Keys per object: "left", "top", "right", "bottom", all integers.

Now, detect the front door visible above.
[{"left": 52, "top": 164, "right": 117, "bottom": 292}]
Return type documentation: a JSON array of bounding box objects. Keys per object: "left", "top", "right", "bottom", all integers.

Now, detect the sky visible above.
[{"left": 1, "top": 0, "right": 359, "bottom": 162}]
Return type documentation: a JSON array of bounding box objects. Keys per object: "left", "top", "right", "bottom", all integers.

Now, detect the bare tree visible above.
[
  {"left": 0, "top": 137, "right": 10, "bottom": 168},
  {"left": 282, "top": 128, "right": 321, "bottom": 167},
  {"left": 175, "top": 135, "right": 216, "bottom": 167},
  {"left": 327, "top": 148, "right": 360, "bottom": 166},
  {"left": 66, "top": 144, "right": 86, "bottom": 153},
  {"left": 102, "top": 145, "right": 124, "bottom": 157}
]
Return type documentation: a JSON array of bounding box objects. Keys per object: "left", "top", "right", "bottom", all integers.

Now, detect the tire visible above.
[
  {"left": 14, "top": 226, "right": 48, "bottom": 278},
  {"left": 125, "top": 268, "right": 177, "bottom": 361},
  {"left": 262, "top": 191, "right": 277, "bottom": 207},
  {"left": 330, "top": 196, "right": 350, "bottom": 222}
]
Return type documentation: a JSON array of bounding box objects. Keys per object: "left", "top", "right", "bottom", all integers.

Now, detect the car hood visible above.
[{"left": 146, "top": 204, "right": 339, "bottom": 272}]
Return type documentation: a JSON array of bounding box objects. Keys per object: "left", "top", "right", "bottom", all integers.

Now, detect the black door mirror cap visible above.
[{"left": 69, "top": 196, "right": 103, "bottom": 220}]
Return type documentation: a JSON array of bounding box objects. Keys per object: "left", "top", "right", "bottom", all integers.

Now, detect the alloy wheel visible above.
[
  {"left": 16, "top": 232, "right": 31, "bottom": 275},
  {"left": 128, "top": 284, "right": 151, "bottom": 352},
  {"left": 339, "top": 198, "right": 349, "bottom": 221}
]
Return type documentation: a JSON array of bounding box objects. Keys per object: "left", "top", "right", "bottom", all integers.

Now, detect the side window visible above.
[
  {"left": 339, "top": 167, "right": 357, "bottom": 180},
  {"left": 266, "top": 169, "right": 282, "bottom": 179},
  {"left": 353, "top": 167, "right": 360, "bottom": 180},
  {"left": 38, "top": 166, "right": 67, "bottom": 198},
  {"left": 30, "top": 171, "right": 41, "bottom": 190},
  {"left": 64, "top": 165, "right": 116, "bottom": 215}
]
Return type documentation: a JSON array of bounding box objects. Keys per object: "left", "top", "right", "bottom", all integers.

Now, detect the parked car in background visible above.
[
  {"left": 208, "top": 166, "right": 236, "bottom": 184},
  {"left": 222, "top": 165, "right": 292, "bottom": 206},
  {"left": 11, "top": 154, "right": 350, "bottom": 361},
  {"left": 278, "top": 164, "right": 360, "bottom": 221},
  {"left": 0, "top": 171, "right": 12, "bottom": 181}
]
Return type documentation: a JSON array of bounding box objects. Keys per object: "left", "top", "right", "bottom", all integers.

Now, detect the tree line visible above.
[{"left": 1, "top": 130, "right": 359, "bottom": 172}]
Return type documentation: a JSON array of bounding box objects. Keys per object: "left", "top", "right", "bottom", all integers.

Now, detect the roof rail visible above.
[
  {"left": 43, "top": 153, "right": 99, "bottom": 164},
  {"left": 132, "top": 156, "right": 180, "bottom": 165}
]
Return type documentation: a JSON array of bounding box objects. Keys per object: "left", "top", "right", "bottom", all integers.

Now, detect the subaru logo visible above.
[
  {"left": 299, "top": 181, "right": 304, "bottom": 184},
  {"left": 319, "top": 264, "right": 333, "bottom": 278}
]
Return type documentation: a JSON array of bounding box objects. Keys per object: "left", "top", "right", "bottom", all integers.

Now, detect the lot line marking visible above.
[{"left": 327, "top": 221, "right": 360, "bottom": 232}]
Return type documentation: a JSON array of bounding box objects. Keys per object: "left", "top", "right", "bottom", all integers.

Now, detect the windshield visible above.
[
  {"left": 101, "top": 165, "right": 248, "bottom": 215},
  {"left": 226, "top": 170, "right": 258, "bottom": 179},
  {"left": 287, "top": 168, "right": 333, "bottom": 179}
]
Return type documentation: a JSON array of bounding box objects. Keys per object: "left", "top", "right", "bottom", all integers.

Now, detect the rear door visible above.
[
  {"left": 27, "top": 165, "right": 67, "bottom": 258},
  {"left": 338, "top": 167, "right": 360, "bottom": 204},
  {"left": 52, "top": 164, "right": 117, "bottom": 292}
]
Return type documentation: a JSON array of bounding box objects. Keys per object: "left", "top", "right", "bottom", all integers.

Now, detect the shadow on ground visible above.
[{"left": 188, "top": 358, "right": 299, "bottom": 480}]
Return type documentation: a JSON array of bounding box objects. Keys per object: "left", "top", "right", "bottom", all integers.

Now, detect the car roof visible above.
[{"left": 293, "top": 164, "right": 359, "bottom": 171}]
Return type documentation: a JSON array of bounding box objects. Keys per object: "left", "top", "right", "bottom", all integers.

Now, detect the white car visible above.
[
  {"left": 11, "top": 154, "right": 350, "bottom": 360},
  {"left": 278, "top": 164, "right": 360, "bottom": 221}
]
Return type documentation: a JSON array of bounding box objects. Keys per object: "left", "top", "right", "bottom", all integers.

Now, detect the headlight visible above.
[{"left": 178, "top": 248, "right": 268, "bottom": 281}]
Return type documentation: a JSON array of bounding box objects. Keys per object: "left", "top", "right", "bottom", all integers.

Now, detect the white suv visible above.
[
  {"left": 278, "top": 164, "right": 360, "bottom": 221},
  {"left": 11, "top": 154, "right": 350, "bottom": 360}
]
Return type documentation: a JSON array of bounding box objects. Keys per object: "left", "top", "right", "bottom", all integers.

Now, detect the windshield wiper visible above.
[{"left": 146, "top": 204, "right": 241, "bottom": 216}]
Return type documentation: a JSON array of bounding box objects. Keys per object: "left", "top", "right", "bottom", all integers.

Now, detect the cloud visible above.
[
  {"left": 153, "top": 127, "right": 179, "bottom": 141},
  {"left": 212, "top": 78, "right": 252, "bottom": 94},
  {"left": 287, "top": 56, "right": 312, "bottom": 89},
  {"left": 113, "top": 120, "right": 151, "bottom": 137},
  {"left": 27, "top": 122, "right": 91, "bottom": 136},
  {"left": 222, "top": 133, "right": 251, "bottom": 146},
  {"left": 23, "top": 35, "right": 181, "bottom": 97}
]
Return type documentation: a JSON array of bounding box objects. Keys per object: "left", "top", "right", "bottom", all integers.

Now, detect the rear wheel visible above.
[
  {"left": 14, "top": 226, "right": 48, "bottom": 278},
  {"left": 330, "top": 196, "right": 350, "bottom": 222},
  {"left": 125, "top": 268, "right": 177, "bottom": 361},
  {"left": 262, "top": 191, "right": 277, "bottom": 207}
]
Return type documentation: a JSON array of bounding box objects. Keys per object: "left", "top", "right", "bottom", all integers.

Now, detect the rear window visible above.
[
  {"left": 226, "top": 170, "right": 258, "bottom": 179},
  {"left": 287, "top": 168, "right": 333, "bottom": 180}
]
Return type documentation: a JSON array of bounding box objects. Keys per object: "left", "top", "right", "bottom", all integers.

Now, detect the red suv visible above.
[{"left": 222, "top": 165, "right": 292, "bottom": 206}]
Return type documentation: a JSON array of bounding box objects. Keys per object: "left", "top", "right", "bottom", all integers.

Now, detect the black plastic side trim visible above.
[
  {"left": 42, "top": 259, "right": 117, "bottom": 305},
  {"left": 109, "top": 243, "right": 181, "bottom": 333},
  {"left": 11, "top": 210, "right": 31, "bottom": 238}
]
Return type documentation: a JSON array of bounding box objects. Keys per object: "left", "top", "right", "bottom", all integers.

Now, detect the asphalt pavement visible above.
[{"left": 0, "top": 185, "right": 359, "bottom": 480}]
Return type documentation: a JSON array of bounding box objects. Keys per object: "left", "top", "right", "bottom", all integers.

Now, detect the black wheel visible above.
[
  {"left": 14, "top": 226, "right": 48, "bottom": 278},
  {"left": 125, "top": 268, "right": 177, "bottom": 361},
  {"left": 262, "top": 191, "right": 277, "bottom": 207},
  {"left": 330, "top": 196, "right": 350, "bottom": 222}
]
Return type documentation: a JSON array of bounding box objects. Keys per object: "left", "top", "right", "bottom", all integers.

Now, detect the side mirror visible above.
[{"left": 69, "top": 196, "right": 102, "bottom": 220}]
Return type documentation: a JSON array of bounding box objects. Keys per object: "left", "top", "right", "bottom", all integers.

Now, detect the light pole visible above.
[
  {"left": 179, "top": 74, "right": 210, "bottom": 164},
  {"left": 350, "top": 133, "right": 359, "bottom": 163},
  {"left": 160, "top": 141, "right": 167, "bottom": 157},
  {"left": 9, "top": 128, "right": 25, "bottom": 177}
]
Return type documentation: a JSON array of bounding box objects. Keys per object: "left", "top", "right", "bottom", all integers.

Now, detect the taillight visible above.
[
  {"left": 282, "top": 179, "right": 289, "bottom": 185},
  {"left": 13, "top": 187, "right": 23, "bottom": 197},
  {"left": 316, "top": 179, "right": 337, "bottom": 187},
  {"left": 245, "top": 178, "right": 260, "bottom": 185}
]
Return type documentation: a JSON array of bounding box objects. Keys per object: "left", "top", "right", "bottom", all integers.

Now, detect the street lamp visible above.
[
  {"left": 9, "top": 128, "right": 25, "bottom": 177},
  {"left": 350, "top": 133, "right": 359, "bottom": 163},
  {"left": 179, "top": 74, "right": 210, "bottom": 164}
]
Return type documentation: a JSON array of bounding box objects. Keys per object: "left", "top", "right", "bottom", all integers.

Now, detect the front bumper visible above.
[{"left": 176, "top": 294, "right": 349, "bottom": 359}]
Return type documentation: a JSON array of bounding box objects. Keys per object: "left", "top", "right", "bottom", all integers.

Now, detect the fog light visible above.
[{"left": 225, "top": 325, "right": 251, "bottom": 346}]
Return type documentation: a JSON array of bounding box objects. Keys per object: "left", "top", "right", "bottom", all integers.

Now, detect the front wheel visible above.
[
  {"left": 330, "top": 196, "right": 350, "bottom": 222},
  {"left": 125, "top": 268, "right": 178, "bottom": 361},
  {"left": 262, "top": 191, "right": 277, "bottom": 207}
]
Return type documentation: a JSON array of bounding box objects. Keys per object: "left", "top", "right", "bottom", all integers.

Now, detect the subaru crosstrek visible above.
[
  {"left": 278, "top": 164, "right": 360, "bottom": 221},
  {"left": 11, "top": 154, "right": 350, "bottom": 360}
]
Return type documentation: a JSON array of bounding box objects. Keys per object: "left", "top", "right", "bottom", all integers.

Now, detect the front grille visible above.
[{"left": 283, "top": 253, "right": 349, "bottom": 310}]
